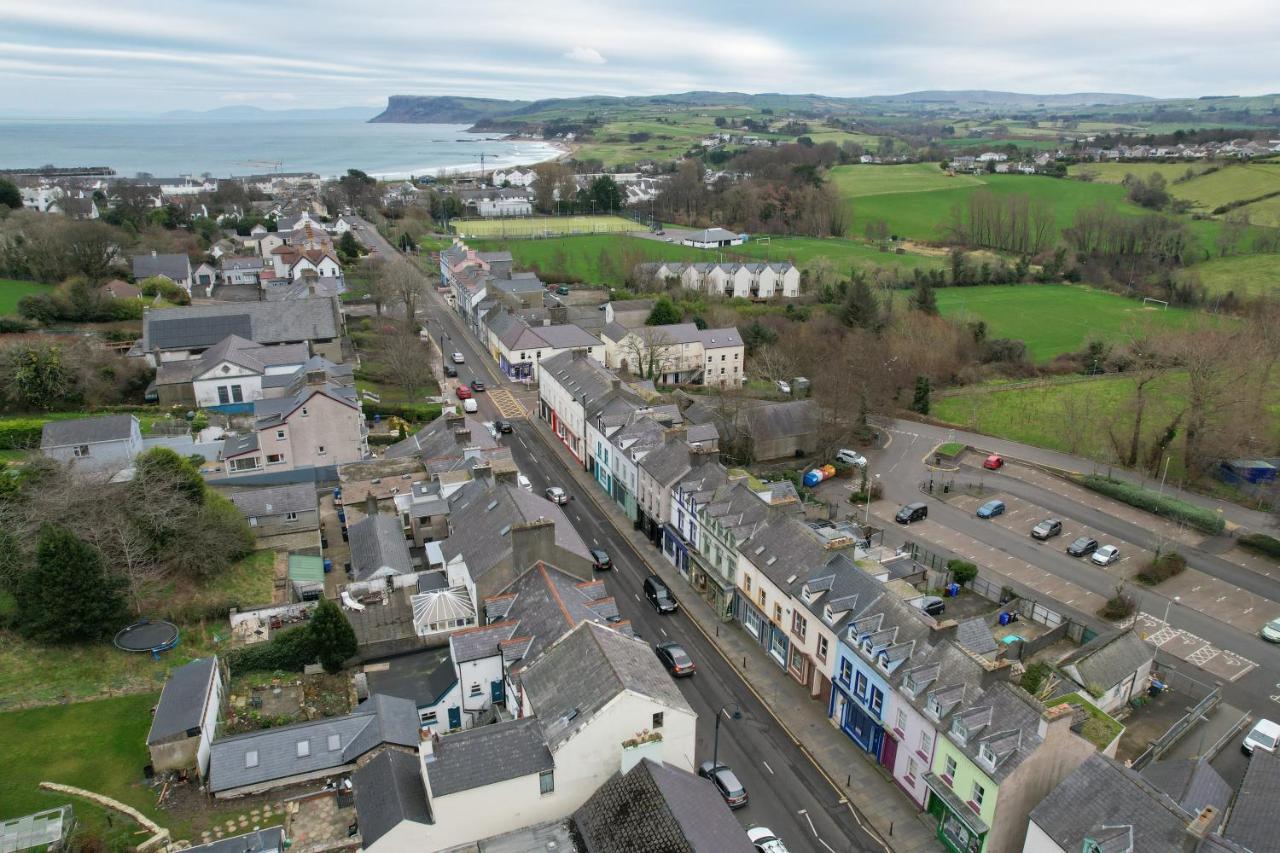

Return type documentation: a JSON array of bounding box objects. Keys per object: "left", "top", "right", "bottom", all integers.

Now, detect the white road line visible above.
[
  {"left": 762, "top": 761, "right": 774, "bottom": 775},
  {"left": 818, "top": 840, "right": 837, "bottom": 853},
  {"left": 799, "top": 809, "right": 818, "bottom": 837},
  {"left": 634, "top": 594, "right": 641, "bottom": 602},
  {"left": 660, "top": 627, "right": 668, "bottom": 637}
]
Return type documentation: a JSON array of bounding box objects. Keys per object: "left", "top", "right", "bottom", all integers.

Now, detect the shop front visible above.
[{"left": 923, "top": 773, "right": 989, "bottom": 853}]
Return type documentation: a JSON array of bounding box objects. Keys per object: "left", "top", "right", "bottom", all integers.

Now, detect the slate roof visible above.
[
  {"left": 352, "top": 749, "right": 432, "bottom": 846},
  {"left": 222, "top": 432, "right": 259, "bottom": 458},
  {"left": 539, "top": 351, "right": 617, "bottom": 407},
  {"left": 190, "top": 335, "right": 310, "bottom": 377},
  {"left": 132, "top": 252, "right": 191, "bottom": 282},
  {"left": 638, "top": 437, "right": 693, "bottom": 487},
  {"left": 743, "top": 398, "right": 819, "bottom": 442},
  {"left": 533, "top": 324, "right": 601, "bottom": 349},
  {"left": 1061, "top": 630, "right": 1154, "bottom": 691},
  {"left": 365, "top": 647, "right": 457, "bottom": 710},
  {"left": 698, "top": 327, "right": 742, "bottom": 348},
  {"left": 225, "top": 483, "right": 318, "bottom": 519},
  {"left": 141, "top": 298, "right": 339, "bottom": 352},
  {"left": 522, "top": 621, "right": 692, "bottom": 751},
  {"left": 41, "top": 414, "right": 136, "bottom": 448},
  {"left": 348, "top": 513, "right": 415, "bottom": 581},
  {"left": 945, "top": 682, "right": 1047, "bottom": 782},
  {"left": 252, "top": 380, "right": 357, "bottom": 429},
  {"left": 1141, "top": 759, "right": 1231, "bottom": 825},
  {"left": 147, "top": 657, "right": 218, "bottom": 745},
  {"left": 383, "top": 412, "right": 497, "bottom": 460},
  {"left": 221, "top": 256, "right": 264, "bottom": 271},
  {"left": 180, "top": 827, "right": 285, "bottom": 853},
  {"left": 1224, "top": 748, "right": 1280, "bottom": 852},
  {"left": 573, "top": 758, "right": 754, "bottom": 853},
  {"left": 425, "top": 716, "right": 553, "bottom": 798},
  {"left": 955, "top": 618, "right": 999, "bottom": 657},
  {"left": 208, "top": 694, "right": 419, "bottom": 793},
  {"left": 1030, "top": 753, "right": 1198, "bottom": 853}
]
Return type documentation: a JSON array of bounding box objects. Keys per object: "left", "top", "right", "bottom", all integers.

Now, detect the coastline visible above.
[{"left": 406, "top": 136, "right": 573, "bottom": 179}]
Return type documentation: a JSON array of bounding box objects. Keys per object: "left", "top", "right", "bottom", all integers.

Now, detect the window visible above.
[
  {"left": 870, "top": 687, "right": 884, "bottom": 717},
  {"left": 817, "top": 635, "right": 828, "bottom": 662},
  {"left": 469, "top": 683, "right": 482, "bottom": 697},
  {"left": 296, "top": 740, "right": 310, "bottom": 758},
  {"left": 896, "top": 708, "right": 908, "bottom": 733},
  {"left": 300, "top": 406, "right": 308, "bottom": 417},
  {"left": 245, "top": 750, "right": 259, "bottom": 768},
  {"left": 971, "top": 782, "right": 985, "bottom": 809},
  {"left": 839, "top": 658, "right": 852, "bottom": 687},
  {"left": 791, "top": 611, "right": 808, "bottom": 641},
  {"left": 248, "top": 517, "right": 258, "bottom": 527},
  {"left": 327, "top": 734, "right": 341, "bottom": 751},
  {"left": 773, "top": 603, "right": 783, "bottom": 623},
  {"left": 539, "top": 769, "right": 555, "bottom": 795},
  {"left": 919, "top": 730, "right": 933, "bottom": 757},
  {"left": 285, "top": 512, "right": 298, "bottom": 522},
  {"left": 943, "top": 755, "right": 957, "bottom": 782},
  {"left": 721, "top": 354, "right": 726, "bottom": 361},
  {"left": 758, "top": 589, "right": 766, "bottom": 608},
  {"left": 652, "top": 712, "right": 664, "bottom": 729},
  {"left": 72, "top": 445, "right": 90, "bottom": 457},
  {"left": 218, "top": 386, "right": 230, "bottom": 405},
  {"left": 854, "top": 671, "right": 868, "bottom": 700},
  {"left": 421, "top": 710, "right": 438, "bottom": 725},
  {"left": 316, "top": 445, "right": 326, "bottom": 455},
  {"left": 744, "top": 574, "right": 752, "bottom": 593},
  {"left": 231, "top": 385, "right": 244, "bottom": 403},
  {"left": 276, "top": 429, "right": 286, "bottom": 440},
  {"left": 266, "top": 453, "right": 284, "bottom": 465},
  {"left": 907, "top": 757, "right": 918, "bottom": 781},
  {"left": 230, "top": 456, "right": 261, "bottom": 472}
]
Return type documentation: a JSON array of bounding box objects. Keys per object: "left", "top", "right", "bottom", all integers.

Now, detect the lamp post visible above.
[
  {"left": 864, "top": 472, "right": 880, "bottom": 526},
  {"left": 712, "top": 704, "right": 742, "bottom": 769},
  {"left": 1163, "top": 595, "right": 1181, "bottom": 625}
]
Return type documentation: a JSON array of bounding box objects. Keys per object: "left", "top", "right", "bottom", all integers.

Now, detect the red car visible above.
[
  {"left": 455, "top": 385, "right": 473, "bottom": 400},
  {"left": 983, "top": 454, "right": 1004, "bottom": 470}
]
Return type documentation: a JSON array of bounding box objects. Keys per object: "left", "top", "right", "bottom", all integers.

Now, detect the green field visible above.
[
  {"left": 934, "top": 285, "right": 1204, "bottom": 362},
  {"left": 832, "top": 163, "right": 984, "bottom": 197},
  {"left": 1067, "top": 162, "right": 1215, "bottom": 185},
  {"left": 454, "top": 214, "right": 643, "bottom": 239},
  {"left": 1188, "top": 253, "right": 1280, "bottom": 297},
  {"left": 1235, "top": 195, "right": 1280, "bottom": 228},
  {"left": 460, "top": 233, "right": 945, "bottom": 287},
  {"left": 1169, "top": 163, "right": 1280, "bottom": 211},
  {"left": 0, "top": 278, "right": 50, "bottom": 315}
]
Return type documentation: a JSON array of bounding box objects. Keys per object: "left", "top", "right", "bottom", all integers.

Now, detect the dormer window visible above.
[
  {"left": 878, "top": 652, "right": 892, "bottom": 672},
  {"left": 903, "top": 674, "right": 918, "bottom": 696},
  {"left": 978, "top": 743, "right": 998, "bottom": 772},
  {"left": 925, "top": 697, "right": 942, "bottom": 721},
  {"left": 951, "top": 720, "right": 968, "bottom": 744},
  {"left": 823, "top": 604, "right": 834, "bottom": 623}
]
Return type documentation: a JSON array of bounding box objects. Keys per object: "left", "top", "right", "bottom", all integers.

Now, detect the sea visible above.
[{"left": 0, "top": 119, "right": 562, "bottom": 180}]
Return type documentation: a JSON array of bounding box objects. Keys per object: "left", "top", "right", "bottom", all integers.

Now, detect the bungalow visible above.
[
  {"left": 132, "top": 251, "right": 193, "bottom": 293},
  {"left": 40, "top": 414, "right": 143, "bottom": 475},
  {"left": 681, "top": 227, "right": 745, "bottom": 249},
  {"left": 1057, "top": 630, "right": 1155, "bottom": 714},
  {"left": 134, "top": 297, "right": 343, "bottom": 365},
  {"left": 220, "top": 256, "right": 265, "bottom": 286},
  {"left": 147, "top": 656, "right": 224, "bottom": 779},
  {"left": 225, "top": 483, "right": 320, "bottom": 542}
]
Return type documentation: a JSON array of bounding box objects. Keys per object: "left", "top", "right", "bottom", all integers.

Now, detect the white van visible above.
[{"left": 462, "top": 398, "right": 478, "bottom": 413}]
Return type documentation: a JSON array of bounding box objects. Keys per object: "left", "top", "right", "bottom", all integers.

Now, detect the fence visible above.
[{"left": 1130, "top": 682, "right": 1221, "bottom": 770}]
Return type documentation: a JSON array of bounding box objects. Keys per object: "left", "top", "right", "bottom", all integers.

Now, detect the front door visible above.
[{"left": 490, "top": 680, "right": 505, "bottom": 704}]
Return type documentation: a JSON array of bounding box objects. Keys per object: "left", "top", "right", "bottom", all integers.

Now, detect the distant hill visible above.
[
  {"left": 866, "top": 90, "right": 1154, "bottom": 108},
  {"left": 162, "top": 105, "right": 380, "bottom": 122}
]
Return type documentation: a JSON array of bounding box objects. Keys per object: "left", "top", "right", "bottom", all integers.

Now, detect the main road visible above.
[{"left": 356, "top": 220, "right": 889, "bottom": 853}]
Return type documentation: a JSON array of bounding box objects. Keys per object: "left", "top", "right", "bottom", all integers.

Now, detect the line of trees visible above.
[{"left": 944, "top": 189, "right": 1057, "bottom": 254}]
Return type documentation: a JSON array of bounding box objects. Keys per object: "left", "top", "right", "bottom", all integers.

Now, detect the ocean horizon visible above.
[{"left": 0, "top": 118, "right": 561, "bottom": 180}]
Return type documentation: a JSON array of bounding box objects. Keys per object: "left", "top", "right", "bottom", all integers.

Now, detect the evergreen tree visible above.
[
  {"left": 0, "top": 177, "right": 21, "bottom": 210},
  {"left": 840, "top": 279, "right": 879, "bottom": 330},
  {"left": 17, "top": 525, "right": 126, "bottom": 643},
  {"left": 741, "top": 319, "right": 778, "bottom": 354},
  {"left": 646, "top": 296, "right": 682, "bottom": 326},
  {"left": 338, "top": 230, "right": 363, "bottom": 258},
  {"left": 910, "top": 376, "right": 932, "bottom": 415},
  {"left": 309, "top": 598, "right": 358, "bottom": 673},
  {"left": 911, "top": 279, "right": 939, "bottom": 315}
]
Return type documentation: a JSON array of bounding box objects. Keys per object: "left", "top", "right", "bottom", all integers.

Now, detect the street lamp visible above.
[
  {"left": 864, "top": 472, "right": 880, "bottom": 526},
  {"left": 1162, "top": 595, "right": 1181, "bottom": 625},
  {"left": 712, "top": 704, "right": 742, "bottom": 769}
]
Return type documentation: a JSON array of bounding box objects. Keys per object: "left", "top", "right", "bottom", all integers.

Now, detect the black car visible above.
[
  {"left": 1031, "top": 519, "right": 1063, "bottom": 540},
  {"left": 469, "top": 380, "right": 486, "bottom": 392},
  {"left": 590, "top": 549, "right": 612, "bottom": 571},
  {"left": 895, "top": 502, "right": 928, "bottom": 524},
  {"left": 1067, "top": 536, "right": 1099, "bottom": 557},
  {"left": 698, "top": 761, "right": 747, "bottom": 809},
  {"left": 443, "top": 364, "right": 458, "bottom": 377},
  {"left": 494, "top": 419, "right": 513, "bottom": 434},
  {"left": 643, "top": 575, "right": 678, "bottom": 613},
  {"left": 654, "top": 642, "right": 695, "bottom": 677}
]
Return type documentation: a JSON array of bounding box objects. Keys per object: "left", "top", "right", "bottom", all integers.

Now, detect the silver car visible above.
[{"left": 544, "top": 486, "right": 568, "bottom": 505}]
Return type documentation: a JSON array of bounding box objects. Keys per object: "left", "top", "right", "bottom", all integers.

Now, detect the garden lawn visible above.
[
  {"left": 0, "top": 279, "right": 51, "bottom": 315},
  {"left": 934, "top": 285, "right": 1205, "bottom": 361},
  {"left": 453, "top": 214, "right": 642, "bottom": 239},
  {"left": 1188, "top": 253, "right": 1280, "bottom": 298}
]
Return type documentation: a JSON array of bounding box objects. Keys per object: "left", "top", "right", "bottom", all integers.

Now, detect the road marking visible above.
[
  {"left": 762, "top": 761, "right": 774, "bottom": 774},
  {"left": 634, "top": 594, "right": 641, "bottom": 602},
  {"left": 593, "top": 538, "right": 599, "bottom": 545},
  {"left": 818, "top": 840, "right": 837, "bottom": 853},
  {"left": 660, "top": 627, "right": 668, "bottom": 638},
  {"left": 799, "top": 809, "right": 818, "bottom": 836}
]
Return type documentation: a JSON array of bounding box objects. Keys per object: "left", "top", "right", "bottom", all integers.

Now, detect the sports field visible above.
[
  {"left": 934, "top": 285, "right": 1204, "bottom": 362},
  {"left": 453, "top": 214, "right": 644, "bottom": 239},
  {"left": 0, "top": 279, "right": 50, "bottom": 315}
]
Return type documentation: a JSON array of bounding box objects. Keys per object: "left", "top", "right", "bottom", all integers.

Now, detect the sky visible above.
[{"left": 1, "top": 0, "right": 1277, "bottom": 116}]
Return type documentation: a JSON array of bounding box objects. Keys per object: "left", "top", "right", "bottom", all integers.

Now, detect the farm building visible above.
[{"left": 681, "top": 227, "right": 745, "bottom": 249}]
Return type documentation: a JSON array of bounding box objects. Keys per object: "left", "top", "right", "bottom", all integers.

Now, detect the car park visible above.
[
  {"left": 835, "top": 448, "right": 868, "bottom": 467},
  {"left": 544, "top": 486, "right": 568, "bottom": 505},
  {"left": 451, "top": 352, "right": 465, "bottom": 364},
  {"left": 977, "top": 499, "right": 1006, "bottom": 519},
  {"left": 1242, "top": 719, "right": 1280, "bottom": 755},
  {"left": 455, "top": 385, "right": 472, "bottom": 399},
  {"left": 1091, "top": 544, "right": 1121, "bottom": 566},
  {"left": 443, "top": 364, "right": 458, "bottom": 377},
  {"left": 469, "top": 380, "right": 486, "bottom": 392},
  {"left": 1067, "top": 536, "right": 1099, "bottom": 557},
  {"left": 698, "top": 761, "right": 747, "bottom": 809},
  {"left": 982, "top": 454, "right": 1004, "bottom": 470},
  {"left": 895, "top": 502, "right": 928, "bottom": 524},
  {"left": 494, "top": 419, "right": 513, "bottom": 434},
  {"left": 747, "top": 828, "right": 790, "bottom": 853},
  {"left": 643, "top": 575, "right": 678, "bottom": 613},
  {"left": 590, "top": 549, "right": 612, "bottom": 571},
  {"left": 1031, "top": 519, "right": 1063, "bottom": 540},
  {"left": 1261, "top": 618, "right": 1280, "bottom": 643},
  {"left": 654, "top": 642, "right": 695, "bottom": 677}
]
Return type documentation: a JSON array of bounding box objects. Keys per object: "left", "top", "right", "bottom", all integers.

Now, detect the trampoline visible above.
[{"left": 114, "top": 619, "right": 180, "bottom": 658}]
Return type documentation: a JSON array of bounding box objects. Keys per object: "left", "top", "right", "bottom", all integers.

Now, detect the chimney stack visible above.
[
  {"left": 1186, "top": 806, "right": 1217, "bottom": 839},
  {"left": 453, "top": 428, "right": 472, "bottom": 446}
]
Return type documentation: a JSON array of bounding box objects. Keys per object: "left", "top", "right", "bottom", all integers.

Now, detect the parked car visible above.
[
  {"left": 1261, "top": 617, "right": 1280, "bottom": 643},
  {"left": 982, "top": 454, "right": 1004, "bottom": 470},
  {"left": 1091, "top": 544, "right": 1121, "bottom": 566},
  {"left": 976, "top": 499, "right": 1006, "bottom": 519},
  {"left": 1031, "top": 519, "right": 1063, "bottom": 540},
  {"left": 1242, "top": 718, "right": 1280, "bottom": 755},
  {"left": 455, "top": 385, "right": 472, "bottom": 400},
  {"left": 553, "top": 285, "right": 570, "bottom": 296},
  {"left": 776, "top": 380, "right": 791, "bottom": 395},
  {"left": 654, "top": 642, "right": 695, "bottom": 677},
  {"left": 1067, "top": 536, "right": 1099, "bottom": 557},
  {"left": 698, "top": 761, "right": 748, "bottom": 809},
  {"left": 895, "top": 502, "right": 928, "bottom": 524},
  {"left": 462, "top": 398, "right": 478, "bottom": 414},
  {"left": 469, "top": 380, "right": 486, "bottom": 392},
  {"left": 517, "top": 474, "right": 532, "bottom": 492},
  {"left": 451, "top": 352, "right": 465, "bottom": 364},
  {"left": 835, "top": 448, "right": 868, "bottom": 467},
  {"left": 443, "top": 364, "right": 458, "bottom": 377},
  {"left": 747, "top": 828, "right": 790, "bottom": 853},
  {"left": 913, "top": 595, "right": 946, "bottom": 616},
  {"left": 544, "top": 486, "right": 568, "bottom": 505},
  {"left": 494, "top": 419, "right": 513, "bottom": 434},
  {"left": 643, "top": 575, "right": 678, "bottom": 614},
  {"left": 590, "top": 548, "right": 612, "bottom": 571}
]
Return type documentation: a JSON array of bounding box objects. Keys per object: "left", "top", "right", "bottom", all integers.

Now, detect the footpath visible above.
[{"left": 524, "top": 413, "right": 941, "bottom": 853}]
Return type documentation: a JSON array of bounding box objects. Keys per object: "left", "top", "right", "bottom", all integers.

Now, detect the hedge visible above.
[
  {"left": 0, "top": 419, "right": 46, "bottom": 450},
  {"left": 1137, "top": 552, "right": 1187, "bottom": 585},
  {"left": 1239, "top": 533, "right": 1280, "bottom": 560},
  {"left": 364, "top": 401, "right": 442, "bottom": 424},
  {"left": 225, "top": 624, "right": 317, "bottom": 674},
  {"left": 1075, "top": 474, "right": 1225, "bottom": 535}
]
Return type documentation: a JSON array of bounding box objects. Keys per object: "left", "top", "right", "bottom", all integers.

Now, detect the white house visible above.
[
  {"left": 1058, "top": 630, "right": 1155, "bottom": 714},
  {"left": 146, "top": 656, "right": 224, "bottom": 779},
  {"left": 131, "top": 251, "right": 194, "bottom": 293},
  {"left": 186, "top": 336, "right": 311, "bottom": 409},
  {"left": 491, "top": 169, "right": 537, "bottom": 188},
  {"left": 538, "top": 350, "right": 622, "bottom": 465},
  {"left": 40, "top": 414, "right": 144, "bottom": 475},
  {"left": 681, "top": 227, "right": 745, "bottom": 249}
]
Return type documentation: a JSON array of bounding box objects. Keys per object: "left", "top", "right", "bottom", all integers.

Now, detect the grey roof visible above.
[
  {"left": 1141, "top": 759, "right": 1231, "bottom": 823},
  {"left": 348, "top": 513, "right": 415, "bottom": 581},
  {"left": 697, "top": 327, "right": 742, "bottom": 348},
  {"left": 637, "top": 438, "right": 693, "bottom": 487},
  {"left": 573, "top": 759, "right": 754, "bottom": 853},
  {"left": 384, "top": 411, "right": 497, "bottom": 461},
  {"left": 262, "top": 277, "right": 346, "bottom": 302},
  {"left": 491, "top": 276, "right": 545, "bottom": 295},
  {"left": 533, "top": 324, "right": 601, "bottom": 349},
  {"left": 1030, "top": 754, "right": 1199, "bottom": 853},
  {"left": 685, "top": 227, "right": 740, "bottom": 243},
  {"left": 945, "top": 682, "right": 1047, "bottom": 782},
  {"left": 252, "top": 380, "right": 357, "bottom": 429},
  {"left": 955, "top": 618, "right": 999, "bottom": 656},
  {"left": 1061, "top": 630, "right": 1155, "bottom": 692},
  {"left": 539, "top": 351, "right": 618, "bottom": 407},
  {"left": 208, "top": 694, "right": 419, "bottom": 793},
  {"left": 260, "top": 356, "right": 352, "bottom": 390},
  {"left": 147, "top": 657, "right": 219, "bottom": 745},
  {"left": 132, "top": 252, "right": 191, "bottom": 282},
  {"left": 41, "top": 414, "right": 136, "bottom": 448},
  {"left": 1225, "top": 749, "right": 1280, "bottom": 852},
  {"left": 180, "top": 828, "right": 285, "bottom": 853},
  {"left": 221, "top": 256, "right": 264, "bottom": 271},
  {"left": 425, "top": 716, "right": 553, "bottom": 797},
  {"left": 225, "top": 483, "right": 318, "bottom": 519},
  {"left": 223, "top": 432, "right": 259, "bottom": 457},
  {"left": 142, "top": 298, "right": 339, "bottom": 352},
  {"left": 364, "top": 647, "right": 457, "bottom": 709},
  {"left": 352, "top": 749, "right": 432, "bottom": 846},
  {"left": 743, "top": 399, "right": 819, "bottom": 442},
  {"left": 522, "top": 621, "right": 692, "bottom": 752},
  {"left": 191, "top": 335, "right": 310, "bottom": 377}
]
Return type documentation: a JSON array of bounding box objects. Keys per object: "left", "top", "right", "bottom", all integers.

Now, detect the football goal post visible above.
[{"left": 1142, "top": 297, "right": 1170, "bottom": 310}]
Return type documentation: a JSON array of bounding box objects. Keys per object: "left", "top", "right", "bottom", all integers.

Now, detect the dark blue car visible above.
[{"left": 977, "top": 499, "right": 1006, "bottom": 519}]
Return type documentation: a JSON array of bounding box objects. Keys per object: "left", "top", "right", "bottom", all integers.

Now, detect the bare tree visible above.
[
  {"left": 382, "top": 259, "right": 429, "bottom": 331},
  {"left": 751, "top": 344, "right": 799, "bottom": 386},
  {"left": 377, "top": 328, "right": 436, "bottom": 398},
  {"left": 619, "top": 328, "right": 677, "bottom": 381}
]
